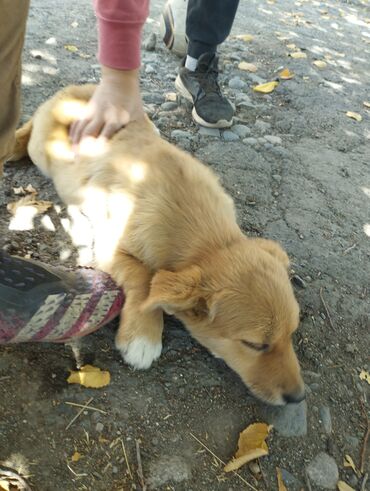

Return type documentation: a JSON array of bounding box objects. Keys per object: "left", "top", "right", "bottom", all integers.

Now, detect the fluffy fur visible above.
[{"left": 10, "top": 84, "right": 304, "bottom": 405}]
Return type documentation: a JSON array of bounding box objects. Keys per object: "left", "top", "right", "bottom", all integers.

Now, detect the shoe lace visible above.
[{"left": 196, "top": 61, "right": 222, "bottom": 98}]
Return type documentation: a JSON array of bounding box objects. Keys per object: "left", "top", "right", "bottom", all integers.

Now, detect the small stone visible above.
[
  {"left": 95, "top": 422, "right": 104, "bottom": 433},
  {"left": 246, "top": 73, "right": 266, "bottom": 85},
  {"left": 171, "top": 130, "right": 193, "bottom": 140},
  {"left": 291, "top": 274, "right": 307, "bottom": 288},
  {"left": 254, "top": 120, "right": 271, "bottom": 134},
  {"left": 143, "top": 32, "right": 156, "bottom": 51},
  {"left": 310, "top": 383, "right": 320, "bottom": 391},
  {"left": 145, "top": 64, "right": 156, "bottom": 74},
  {"left": 112, "top": 466, "right": 118, "bottom": 474},
  {"left": 258, "top": 137, "right": 266, "bottom": 144},
  {"left": 280, "top": 469, "right": 304, "bottom": 491},
  {"left": 319, "top": 406, "right": 332, "bottom": 434},
  {"left": 228, "top": 77, "right": 247, "bottom": 90},
  {"left": 345, "top": 343, "right": 356, "bottom": 353},
  {"left": 259, "top": 400, "right": 307, "bottom": 437},
  {"left": 347, "top": 474, "right": 359, "bottom": 487},
  {"left": 243, "top": 137, "right": 258, "bottom": 145},
  {"left": 142, "top": 92, "right": 165, "bottom": 105},
  {"left": 264, "top": 135, "right": 282, "bottom": 145},
  {"left": 272, "top": 174, "right": 282, "bottom": 182},
  {"left": 198, "top": 126, "right": 221, "bottom": 138},
  {"left": 232, "top": 124, "right": 251, "bottom": 138},
  {"left": 306, "top": 452, "right": 339, "bottom": 489},
  {"left": 223, "top": 130, "right": 240, "bottom": 141},
  {"left": 161, "top": 101, "right": 178, "bottom": 111},
  {"left": 147, "top": 455, "right": 191, "bottom": 488}
]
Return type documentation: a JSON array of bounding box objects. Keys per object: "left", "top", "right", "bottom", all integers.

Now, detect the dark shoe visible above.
[
  {"left": 175, "top": 52, "right": 234, "bottom": 128},
  {"left": 0, "top": 251, "right": 124, "bottom": 343}
]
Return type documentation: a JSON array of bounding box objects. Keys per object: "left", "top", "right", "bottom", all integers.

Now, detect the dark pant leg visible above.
[{"left": 186, "top": 0, "right": 240, "bottom": 58}]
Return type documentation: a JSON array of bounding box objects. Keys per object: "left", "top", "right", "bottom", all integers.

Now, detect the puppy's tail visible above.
[{"left": 8, "top": 119, "right": 33, "bottom": 162}]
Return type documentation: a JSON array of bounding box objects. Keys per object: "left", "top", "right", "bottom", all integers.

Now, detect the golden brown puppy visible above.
[{"left": 10, "top": 85, "right": 304, "bottom": 405}]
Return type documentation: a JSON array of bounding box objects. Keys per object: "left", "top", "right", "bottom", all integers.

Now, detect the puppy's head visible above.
[{"left": 142, "top": 237, "right": 305, "bottom": 406}]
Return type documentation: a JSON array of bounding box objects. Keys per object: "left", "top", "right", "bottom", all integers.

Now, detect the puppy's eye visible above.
[{"left": 241, "top": 340, "right": 269, "bottom": 352}]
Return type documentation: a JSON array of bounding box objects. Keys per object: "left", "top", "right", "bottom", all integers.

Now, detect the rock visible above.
[
  {"left": 198, "top": 127, "right": 221, "bottom": 138},
  {"left": 280, "top": 469, "right": 304, "bottom": 491},
  {"left": 147, "top": 455, "right": 191, "bottom": 488},
  {"left": 143, "top": 32, "right": 156, "bottom": 51},
  {"left": 171, "top": 130, "right": 193, "bottom": 140},
  {"left": 319, "top": 406, "right": 332, "bottom": 434},
  {"left": 145, "top": 64, "right": 156, "bottom": 74},
  {"left": 232, "top": 124, "right": 251, "bottom": 138},
  {"left": 161, "top": 101, "right": 178, "bottom": 111},
  {"left": 95, "top": 422, "right": 104, "bottom": 433},
  {"left": 243, "top": 137, "right": 258, "bottom": 145},
  {"left": 291, "top": 274, "right": 307, "bottom": 288},
  {"left": 259, "top": 400, "right": 307, "bottom": 436},
  {"left": 223, "top": 130, "right": 240, "bottom": 142},
  {"left": 142, "top": 92, "right": 165, "bottom": 105},
  {"left": 257, "top": 137, "right": 266, "bottom": 144},
  {"left": 264, "top": 135, "right": 282, "bottom": 145},
  {"left": 306, "top": 452, "right": 339, "bottom": 489},
  {"left": 254, "top": 120, "right": 271, "bottom": 134},
  {"left": 228, "top": 77, "right": 247, "bottom": 90},
  {"left": 345, "top": 343, "right": 356, "bottom": 353}
]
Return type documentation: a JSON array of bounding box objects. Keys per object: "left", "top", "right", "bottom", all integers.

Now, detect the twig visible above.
[
  {"left": 66, "top": 397, "right": 94, "bottom": 430},
  {"left": 359, "top": 398, "right": 369, "bottom": 474},
  {"left": 66, "top": 463, "right": 88, "bottom": 477},
  {"left": 304, "top": 470, "right": 313, "bottom": 491},
  {"left": 121, "top": 438, "right": 133, "bottom": 480},
  {"left": 0, "top": 466, "right": 32, "bottom": 491},
  {"left": 135, "top": 439, "right": 147, "bottom": 491},
  {"left": 361, "top": 473, "right": 368, "bottom": 491},
  {"left": 343, "top": 243, "right": 357, "bottom": 255},
  {"left": 0, "top": 376, "right": 11, "bottom": 382},
  {"left": 319, "top": 287, "right": 335, "bottom": 330},
  {"left": 189, "top": 432, "right": 258, "bottom": 491},
  {"left": 65, "top": 401, "right": 107, "bottom": 415},
  {"left": 258, "top": 458, "right": 268, "bottom": 489}
]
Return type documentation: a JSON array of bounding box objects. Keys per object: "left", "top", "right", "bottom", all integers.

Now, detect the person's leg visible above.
[
  {"left": 0, "top": 0, "right": 30, "bottom": 176},
  {"left": 175, "top": 0, "right": 239, "bottom": 128}
]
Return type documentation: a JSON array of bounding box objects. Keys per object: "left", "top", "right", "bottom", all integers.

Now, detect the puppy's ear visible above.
[
  {"left": 253, "top": 238, "right": 290, "bottom": 269},
  {"left": 142, "top": 266, "right": 205, "bottom": 315}
]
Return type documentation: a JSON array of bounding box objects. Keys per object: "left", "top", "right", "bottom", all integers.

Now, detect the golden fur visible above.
[{"left": 10, "top": 84, "right": 304, "bottom": 405}]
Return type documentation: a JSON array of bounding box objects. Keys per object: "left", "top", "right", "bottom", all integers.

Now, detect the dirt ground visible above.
[{"left": 1, "top": 0, "right": 369, "bottom": 490}]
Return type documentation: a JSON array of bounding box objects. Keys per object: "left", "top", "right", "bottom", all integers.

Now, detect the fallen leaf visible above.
[
  {"left": 238, "top": 61, "right": 257, "bottom": 72},
  {"left": 337, "top": 481, "right": 355, "bottom": 491},
  {"left": 7, "top": 194, "right": 53, "bottom": 215},
  {"left": 279, "top": 68, "right": 294, "bottom": 79},
  {"left": 224, "top": 422, "right": 272, "bottom": 472},
  {"left": 277, "top": 467, "right": 288, "bottom": 491},
  {"left": 13, "top": 186, "right": 26, "bottom": 195},
  {"left": 67, "top": 364, "right": 111, "bottom": 388},
  {"left": 346, "top": 111, "right": 362, "bottom": 122},
  {"left": 289, "top": 51, "right": 307, "bottom": 59},
  {"left": 363, "top": 101, "right": 370, "bottom": 109},
  {"left": 359, "top": 369, "right": 370, "bottom": 384},
  {"left": 71, "top": 451, "right": 81, "bottom": 462},
  {"left": 25, "top": 184, "right": 37, "bottom": 194},
  {"left": 0, "top": 481, "right": 10, "bottom": 491},
  {"left": 286, "top": 43, "right": 297, "bottom": 50},
  {"left": 313, "top": 60, "right": 327, "bottom": 69},
  {"left": 236, "top": 34, "right": 254, "bottom": 42},
  {"left": 64, "top": 44, "right": 78, "bottom": 52},
  {"left": 253, "top": 81, "right": 279, "bottom": 94},
  {"left": 343, "top": 454, "right": 360, "bottom": 476}
]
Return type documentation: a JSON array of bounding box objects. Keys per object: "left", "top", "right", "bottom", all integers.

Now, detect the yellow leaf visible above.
[
  {"left": 343, "top": 454, "right": 360, "bottom": 476},
  {"left": 277, "top": 467, "right": 288, "bottom": 491},
  {"left": 286, "top": 43, "right": 297, "bottom": 50},
  {"left": 0, "top": 480, "right": 10, "bottom": 491},
  {"left": 363, "top": 101, "right": 370, "bottom": 109},
  {"left": 67, "top": 364, "right": 111, "bottom": 388},
  {"left": 224, "top": 423, "right": 272, "bottom": 472},
  {"left": 64, "top": 44, "right": 78, "bottom": 52},
  {"left": 346, "top": 111, "right": 362, "bottom": 122},
  {"left": 236, "top": 34, "right": 254, "bottom": 42},
  {"left": 337, "top": 481, "right": 355, "bottom": 491},
  {"left": 359, "top": 369, "right": 370, "bottom": 384},
  {"left": 313, "top": 60, "right": 327, "bottom": 69},
  {"left": 253, "top": 81, "right": 279, "bottom": 94},
  {"left": 7, "top": 194, "right": 53, "bottom": 215},
  {"left": 279, "top": 68, "right": 294, "bottom": 79},
  {"left": 71, "top": 451, "right": 81, "bottom": 462},
  {"left": 289, "top": 51, "right": 307, "bottom": 59},
  {"left": 238, "top": 61, "right": 258, "bottom": 72}
]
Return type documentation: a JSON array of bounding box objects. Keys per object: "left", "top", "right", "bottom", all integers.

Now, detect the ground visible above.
[{"left": 0, "top": 0, "right": 369, "bottom": 490}]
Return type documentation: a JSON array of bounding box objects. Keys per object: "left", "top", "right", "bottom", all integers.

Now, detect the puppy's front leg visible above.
[{"left": 113, "top": 252, "right": 163, "bottom": 370}]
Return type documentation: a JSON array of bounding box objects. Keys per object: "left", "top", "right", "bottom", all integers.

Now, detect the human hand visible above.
[{"left": 69, "top": 66, "right": 144, "bottom": 146}]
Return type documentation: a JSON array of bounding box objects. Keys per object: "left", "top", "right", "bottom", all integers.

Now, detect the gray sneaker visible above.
[{"left": 175, "top": 52, "right": 234, "bottom": 128}]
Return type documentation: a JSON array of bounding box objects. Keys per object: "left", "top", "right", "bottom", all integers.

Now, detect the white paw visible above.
[{"left": 117, "top": 336, "right": 162, "bottom": 370}]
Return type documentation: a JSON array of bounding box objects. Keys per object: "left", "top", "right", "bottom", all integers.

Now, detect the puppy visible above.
[{"left": 10, "top": 84, "right": 304, "bottom": 405}]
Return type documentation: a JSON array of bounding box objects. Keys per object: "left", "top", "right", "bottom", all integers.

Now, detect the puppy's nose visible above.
[{"left": 283, "top": 388, "right": 306, "bottom": 404}]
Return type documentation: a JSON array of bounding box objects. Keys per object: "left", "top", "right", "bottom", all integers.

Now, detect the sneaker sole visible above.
[{"left": 175, "top": 75, "right": 233, "bottom": 129}]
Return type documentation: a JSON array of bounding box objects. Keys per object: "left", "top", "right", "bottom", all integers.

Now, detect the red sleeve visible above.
[{"left": 94, "top": 0, "right": 149, "bottom": 70}]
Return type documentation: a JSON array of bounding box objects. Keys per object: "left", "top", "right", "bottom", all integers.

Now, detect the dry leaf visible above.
[
  {"left": 64, "top": 44, "right": 78, "bottom": 52},
  {"left": 253, "top": 81, "right": 279, "bottom": 94},
  {"left": 71, "top": 451, "right": 81, "bottom": 462},
  {"left": 346, "top": 111, "right": 362, "bottom": 122},
  {"left": 25, "top": 184, "right": 37, "bottom": 193},
  {"left": 236, "top": 34, "right": 254, "bottom": 42},
  {"left": 313, "top": 60, "right": 327, "bottom": 69},
  {"left": 289, "top": 51, "right": 307, "bottom": 59},
  {"left": 238, "top": 61, "right": 257, "bottom": 72},
  {"left": 67, "top": 364, "right": 111, "bottom": 388},
  {"left": 277, "top": 467, "right": 288, "bottom": 491},
  {"left": 224, "top": 423, "right": 272, "bottom": 472},
  {"left": 13, "top": 186, "right": 26, "bottom": 195},
  {"left": 279, "top": 68, "right": 294, "bottom": 79},
  {"left": 343, "top": 454, "right": 360, "bottom": 476},
  {"left": 0, "top": 481, "right": 10, "bottom": 491},
  {"left": 337, "top": 481, "right": 355, "bottom": 491},
  {"left": 7, "top": 195, "right": 53, "bottom": 215},
  {"left": 363, "top": 101, "right": 370, "bottom": 109},
  {"left": 359, "top": 369, "right": 370, "bottom": 384}
]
